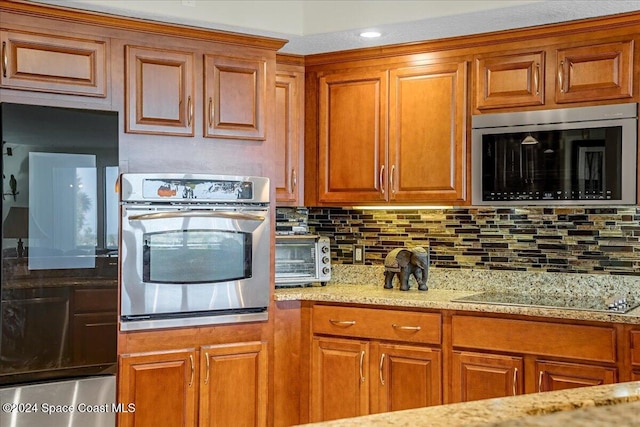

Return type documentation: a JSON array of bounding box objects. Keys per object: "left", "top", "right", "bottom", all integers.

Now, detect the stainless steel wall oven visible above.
[{"left": 120, "top": 174, "right": 270, "bottom": 331}]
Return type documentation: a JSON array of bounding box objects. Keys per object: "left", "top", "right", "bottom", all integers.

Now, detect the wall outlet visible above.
[{"left": 353, "top": 245, "right": 365, "bottom": 264}]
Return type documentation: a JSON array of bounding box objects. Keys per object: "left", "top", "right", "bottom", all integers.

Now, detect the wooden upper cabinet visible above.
[
  {"left": 275, "top": 64, "right": 304, "bottom": 205},
  {"left": 318, "top": 69, "right": 388, "bottom": 204},
  {"left": 389, "top": 62, "right": 467, "bottom": 202},
  {"left": 199, "top": 341, "right": 268, "bottom": 427},
  {"left": 555, "top": 40, "right": 634, "bottom": 103},
  {"left": 125, "top": 45, "right": 194, "bottom": 136},
  {"left": 119, "top": 348, "right": 197, "bottom": 427},
  {"left": 474, "top": 51, "right": 544, "bottom": 110},
  {"left": 204, "top": 55, "right": 266, "bottom": 140},
  {"left": 0, "top": 29, "right": 107, "bottom": 97}
]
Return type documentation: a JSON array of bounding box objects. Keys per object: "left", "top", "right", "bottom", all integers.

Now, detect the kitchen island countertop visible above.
[{"left": 297, "top": 381, "right": 640, "bottom": 426}]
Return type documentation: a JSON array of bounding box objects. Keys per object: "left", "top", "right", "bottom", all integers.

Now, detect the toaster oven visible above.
[{"left": 275, "top": 235, "right": 331, "bottom": 287}]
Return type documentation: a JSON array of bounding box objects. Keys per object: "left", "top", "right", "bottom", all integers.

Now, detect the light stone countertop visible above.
[
  {"left": 274, "top": 265, "right": 640, "bottom": 324},
  {"left": 297, "top": 381, "right": 640, "bottom": 427}
]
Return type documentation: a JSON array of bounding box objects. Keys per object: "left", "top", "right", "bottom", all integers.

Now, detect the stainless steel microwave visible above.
[
  {"left": 275, "top": 235, "right": 331, "bottom": 287},
  {"left": 471, "top": 103, "right": 638, "bottom": 205}
]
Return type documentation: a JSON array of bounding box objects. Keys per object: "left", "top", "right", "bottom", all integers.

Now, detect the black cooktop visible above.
[{"left": 452, "top": 291, "right": 639, "bottom": 314}]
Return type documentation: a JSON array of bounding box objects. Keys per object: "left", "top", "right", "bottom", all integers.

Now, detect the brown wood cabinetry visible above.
[
  {"left": 555, "top": 40, "right": 634, "bottom": 104},
  {"left": 536, "top": 360, "right": 616, "bottom": 392},
  {"left": 119, "top": 348, "right": 197, "bottom": 427},
  {"left": 475, "top": 51, "right": 545, "bottom": 110},
  {"left": 125, "top": 45, "right": 195, "bottom": 136},
  {"left": 389, "top": 62, "right": 466, "bottom": 202},
  {"left": 452, "top": 351, "right": 523, "bottom": 402},
  {"left": 317, "top": 69, "right": 388, "bottom": 204},
  {"left": 630, "top": 329, "right": 640, "bottom": 381},
  {"left": 125, "top": 47, "right": 267, "bottom": 139},
  {"left": 204, "top": 55, "right": 266, "bottom": 140},
  {"left": 315, "top": 60, "right": 467, "bottom": 205},
  {"left": 0, "top": 29, "right": 107, "bottom": 97},
  {"left": 310, "top": 305, "right": 442, "bottom": 422},
  {"left": 311, "top": 337, "right": 370, "bottom": 422},
  {"left": 474, "top": 38, "right": 634, "bottom": 112},
  {"left": 450, "top": 315, "right": 617, "bottom": 403},
  {"left": 119, "top": 341, "right": 268, "bottom": 427},
  {"left": 275, "top": 59, "right": 305, "bottom": 205}
]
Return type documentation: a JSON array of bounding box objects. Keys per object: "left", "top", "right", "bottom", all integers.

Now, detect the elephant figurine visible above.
[{"left": 383, "top": 247, "right": 429, "bottom": 291}]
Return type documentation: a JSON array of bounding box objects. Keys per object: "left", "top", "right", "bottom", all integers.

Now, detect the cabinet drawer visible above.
[
  {"left": 313, "top": 305, "right": 441, "bottom": 345},
  {"left": 74, "top": 288, "right": 118, "bottom": 313},
  {"left": 631, "top": 330, "right": 640, "bottom": 367},
  {"left": 452, "top": 315, "right": 616, "bottom": 363}
]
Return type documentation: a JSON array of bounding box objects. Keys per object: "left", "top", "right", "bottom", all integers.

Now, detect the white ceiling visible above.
[{"left": 26, "top": 1, "right": 640, "bottom": 54}]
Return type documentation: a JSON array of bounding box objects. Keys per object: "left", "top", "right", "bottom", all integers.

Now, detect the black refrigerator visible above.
[{"left": 0, "top": 103, "right": 119, "bottom": 386}]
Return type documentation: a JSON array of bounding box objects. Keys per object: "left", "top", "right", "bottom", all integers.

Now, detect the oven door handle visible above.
[{"left": 128, "top": 210, "right": 266, "bottom": 222}]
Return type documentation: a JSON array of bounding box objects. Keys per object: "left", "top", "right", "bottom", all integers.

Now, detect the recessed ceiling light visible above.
[{"left": 360, "top": 31, "right": 381, "bottom": 38}]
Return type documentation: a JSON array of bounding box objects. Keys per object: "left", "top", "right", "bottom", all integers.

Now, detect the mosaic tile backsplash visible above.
[{"left": 301, "top": 206, "right": 640, "bottom": 276}]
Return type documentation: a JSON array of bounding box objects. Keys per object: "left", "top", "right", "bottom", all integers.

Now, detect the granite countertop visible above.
[
  {"left": 298, "top": 381, "right": 640, "bottom": 427},
  {"left": 274, "top": 265, "right": 640, "bottom": 324}
]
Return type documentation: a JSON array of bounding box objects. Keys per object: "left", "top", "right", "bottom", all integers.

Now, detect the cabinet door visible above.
[
  {"left": 275, "top": 67, "right": 304, "bottom": 204},
  {"left": 555, "top": 40, "right": 633, "bottom": 103},
  {"left": 451, "top": 351, "right": 523, "bottom": 403},
  {"left": 199, "top": 341, "right": 268, "bottom": 427},
  {"left": 389, "top": 62, "right": 466, "bottom": 202},
  {"left": 1, "top": 29, "right": 107, "bottom": 97},
  {"left": 118, "top": 349, "right": 197, "bottom": 427},
  {"left": 318, "top": 70, "right": 388, "bottom": 203},
  {"left": 125, "top": 45, "right": 195, "bottom": 136},
  {"left": 375, "top": 343, "right": 441, "bottom": 413},
  {"left": 474, "top": 51, "right": 544, "bottom": 110},
  {"left": 311, "top": 337, "right": 369, "bottom": 422},
  {"left": 536, "top": 360, "right": 616, "bottom": 392},
  {"left": 204, "top": 55, "right": 266, "bottom": 140}
]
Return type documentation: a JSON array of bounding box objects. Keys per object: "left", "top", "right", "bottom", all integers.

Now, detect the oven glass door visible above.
[
  {"left": 144, "top": 229, "right": 251, "bottom": 284},
  {"left": 120, "top": 206, "right": 269, "bottom": 319}
]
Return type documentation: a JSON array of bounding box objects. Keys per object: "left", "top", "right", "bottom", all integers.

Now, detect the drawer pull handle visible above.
[
  {"left": 187, "top": 96, "right": 193, "bottom": 127},
  {"left": 534, "top": 63, "right": 540, "bottom": 95},
  {"left": 513, "top": 368, "right": 518, "bottom": 396},
  {"left": 379, "top": 165, "right": 385, "bottom": 195},
  {"left": 2, "top": 42, "right": 7, "bottom": 78},
  {"left": 329, "top": 319, "right": 356, "bottom": 326},
  {"left": 359, "top": 350, "right": 365, "bottom": 383},
  {"left": 392, "top": 324, "right": 421, "bottom": 331},
  {"left": 379, "top": 353, "right": 386, "bottom": 386}
]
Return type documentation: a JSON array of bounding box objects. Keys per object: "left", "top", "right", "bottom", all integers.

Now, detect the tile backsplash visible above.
[{"left": 296, "top": 206, "right": 640, "bottom": 276}]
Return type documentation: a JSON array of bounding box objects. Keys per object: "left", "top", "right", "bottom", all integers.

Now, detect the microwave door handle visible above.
[{"left": 128, "top": 211, "right": 266, "bottom": 222}]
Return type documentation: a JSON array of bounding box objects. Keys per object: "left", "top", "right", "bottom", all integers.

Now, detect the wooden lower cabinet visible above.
[
  {"left": 451, "top": 351, "right": 523, "bottom": 402},
  {"left": 118, "top": 341, "right": 267, "bottom": 427},
  {"left": 310, "top": 336, "right": 441, "bottom": 422},
  {"left": 311, "top": 337, "right": 369, "bottom": 422},
  {"left": 375, "top": 343, "right": 442, "bottom": 413},
  {"left": 119, "top": 348, "right": 197, "bottom": 427},
  {"left": 536, "top": 360, "right": 616, "bottom": 392}
]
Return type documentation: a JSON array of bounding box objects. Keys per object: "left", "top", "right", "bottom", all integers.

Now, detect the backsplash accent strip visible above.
[{"left": 304, "top": 207, "right": 640, "bottom": 276}]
